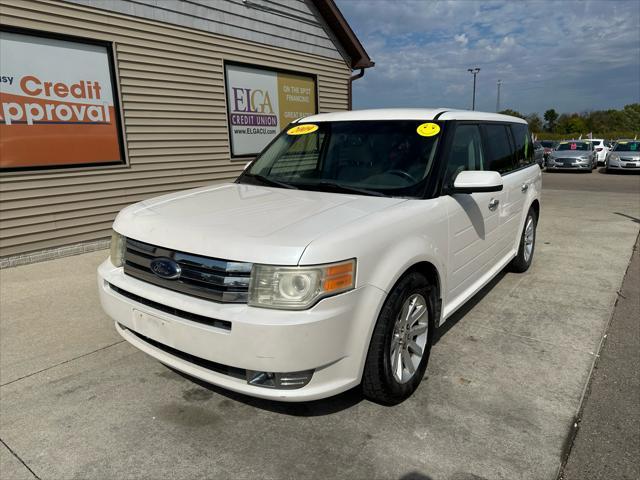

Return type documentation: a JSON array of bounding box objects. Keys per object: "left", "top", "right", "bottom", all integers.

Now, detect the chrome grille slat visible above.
[{"left": 123, "top": 238, "right": 252, "bottom": 303}]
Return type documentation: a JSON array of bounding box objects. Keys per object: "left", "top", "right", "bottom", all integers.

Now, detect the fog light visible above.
[{"left": 246, "top": 369, "right": 314, "bottom": 389}]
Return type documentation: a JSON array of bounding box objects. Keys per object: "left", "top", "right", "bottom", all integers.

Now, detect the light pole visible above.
[
  {"left": 496, "top": 79, "right": 502, "bottom": 112},
  {"left": 467, "top": 67, "right": 480, "bottom": 110}
]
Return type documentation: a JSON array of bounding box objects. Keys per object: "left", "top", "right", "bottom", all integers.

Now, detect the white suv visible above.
[
  {"left": 587, "top": 138, "right": 609, "bottom": 165},
  {"left": 98, "top": 109, "right": 541, "bottom": 404}
]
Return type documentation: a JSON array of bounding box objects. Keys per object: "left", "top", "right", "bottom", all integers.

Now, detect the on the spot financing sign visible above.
[
  {"left": 0, "top": 31, "right": 123, "bottom": 171},
  {"left": 225, "top": 64, "right": 317, "bottom": 156}
]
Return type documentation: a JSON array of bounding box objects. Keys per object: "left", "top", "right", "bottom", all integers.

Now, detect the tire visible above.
[
  {"left": 510, "top": 208, "right": 537, "bottom": 273},
  {"left": 362, "top": 272, "right": 436, "bottom": 405}
]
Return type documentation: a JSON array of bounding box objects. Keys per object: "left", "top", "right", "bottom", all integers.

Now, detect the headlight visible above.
[
  {"left": 248, "top": 259, "right": 356, "bottom": 310},
  {"left": 609, "top": 154, "right": 620, "bottom": 162},
  {"left": 110, "top": 230, "right": 126, "bottom": 267}
]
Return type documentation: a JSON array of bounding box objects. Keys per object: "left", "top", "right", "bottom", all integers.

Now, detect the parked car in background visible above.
[
  {"left": 606, "top": 140, "right": 640, "bottom": 172},
  {"left": 533, "top": 142, "right": 545, "bottom": 168},
  {"left": 546, "top": 140, "right": 597, "bottom": 172},
  {"left": 540, "top": 140, "right": 557, "bottom": 163},
  {"left": 98, "top": 108, "right": 541, "bottom": 404},
  {"left": 586, "top": 138, "right": 609, "bottom": 165}
]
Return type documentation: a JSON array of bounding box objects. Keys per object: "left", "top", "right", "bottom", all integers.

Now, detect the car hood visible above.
[
  {"left": 113, "top": 183, "right": 407, "bottom": 265},
  {"left": 552, "top": 150, "right": 590, "bottom": 158}
]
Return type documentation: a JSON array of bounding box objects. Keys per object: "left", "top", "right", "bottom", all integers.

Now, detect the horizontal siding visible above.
[
  {"left": 0, "top": 0, "right": 351, "bottom": 257},
  {"left": 64, "top": 0, "right": 348, "bottom": 62}
]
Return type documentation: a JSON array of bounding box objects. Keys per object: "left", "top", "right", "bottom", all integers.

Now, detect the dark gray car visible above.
[
  {"left": 533, "top": 142, "right": 544, "bottom": 168},
  {"left": 546, "top": 141, "right": 597, "bottom": 172}
]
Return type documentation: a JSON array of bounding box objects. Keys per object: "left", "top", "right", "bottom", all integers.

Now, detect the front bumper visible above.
[
  {"left": 546, "top": 162, "right": 591, "bottom": 171},
  {"left": 607, "top": 160, "right": 640, "bottom": 170},
  {"left": 98, "top": 259, "right": 386, "bottom": 401}
]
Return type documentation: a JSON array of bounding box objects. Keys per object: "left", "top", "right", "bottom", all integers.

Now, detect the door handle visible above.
[
  {"left": 488, "top": 198, "right": 500, "bottom": 211},
  {"left": 521, "top": 183, "right": 529, "bottom": 193}
]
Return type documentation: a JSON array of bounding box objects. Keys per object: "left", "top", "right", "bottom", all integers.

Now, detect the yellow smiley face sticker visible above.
[
  {"left": 287, "top": 124, "right": 319, "bottom": 135},
  {"left": 416, "top": 122, "right": 440, "bottom": 137}
]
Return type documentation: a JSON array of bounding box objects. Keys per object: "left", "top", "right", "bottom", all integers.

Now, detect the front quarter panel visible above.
[
  {"left": 299, "top": 197, "right": 448, "bottom": 380},
  {"left": 300, "top": 197, "right": 448, "bottom": 305}
]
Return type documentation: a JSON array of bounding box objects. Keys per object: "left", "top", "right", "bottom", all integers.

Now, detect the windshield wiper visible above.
[
  {"left": 243, "top": 173, "right": 298, "bottom": 189},
  {"left": 292, "top": 181, "right": 387, "bottom": 197}
]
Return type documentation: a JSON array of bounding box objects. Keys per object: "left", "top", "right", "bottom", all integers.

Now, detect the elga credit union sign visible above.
[
  {"left": 0, "top": 30, "right": 124, "bottom": 171},
  {"left": 225, "top": 64, "right": 317, "bottom": 156}
]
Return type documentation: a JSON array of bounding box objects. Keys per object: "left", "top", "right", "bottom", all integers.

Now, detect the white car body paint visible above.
[{"left": 98, "top": 108, "right": 541, "bottom": 401}]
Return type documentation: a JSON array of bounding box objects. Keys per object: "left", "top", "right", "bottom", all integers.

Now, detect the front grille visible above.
[
  {"left": 109, "top": 283, "right": 231, "bottom": 331},
  {"left": 552, "top": 158, "right": 577, "bottom": 167},
  {"left": 124, "top": 238, "right": 252, "bottom": 303}
]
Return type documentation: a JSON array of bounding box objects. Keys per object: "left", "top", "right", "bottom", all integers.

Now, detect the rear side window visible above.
[
  {"left": 483, "top": 124, "right": 516, "bottom": 174},
  {"left": 511, "top": 123, "right": 534, "bottom": 168}
]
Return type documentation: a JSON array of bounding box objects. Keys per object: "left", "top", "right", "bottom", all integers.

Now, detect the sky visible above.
[{"left": 336, "top": 0, "right": 640, "bottom": 116}]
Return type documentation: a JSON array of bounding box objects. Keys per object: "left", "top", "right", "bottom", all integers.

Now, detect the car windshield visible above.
[
  {"left": 557, "top": 142, "right": 589, "bottom": 151},
  {"left": 541, "top": 141, "right": 556, "bottom": 148},
  {"left": 613, "top": 141, "right": 640, "bottom": 152},
  {"left": 239, "top": 120, "right": 442, "bottom": 197}
]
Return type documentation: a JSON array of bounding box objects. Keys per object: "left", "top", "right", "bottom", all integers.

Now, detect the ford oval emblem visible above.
[{"left": 149, "top": 257, "right": 181, "bottom": 280}]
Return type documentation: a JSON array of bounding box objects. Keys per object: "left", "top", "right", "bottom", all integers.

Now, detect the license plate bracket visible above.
[{"left": 132, "top": 309, "right": 174, "bottom": 348}]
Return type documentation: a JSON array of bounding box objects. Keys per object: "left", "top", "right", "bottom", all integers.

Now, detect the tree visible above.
[
  {"left": 499, "top": 109, "right": 524, "bottom": 118},
  {"left": 566, "top": 115, "right": 587, "bottom": 134},
  {"left": 525, "top": 113, "right": 543, "bottom": 133},
  {"left": 544, "top": 109, "right": 559, "bottom": 132}
]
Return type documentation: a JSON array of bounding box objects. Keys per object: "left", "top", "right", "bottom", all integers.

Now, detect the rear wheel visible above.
[
  {"left": 362, "top": 272, "right": 435, "bottom": 405},
  {"left": 510, "top": 208, "right": 537, "bottom": 273}
]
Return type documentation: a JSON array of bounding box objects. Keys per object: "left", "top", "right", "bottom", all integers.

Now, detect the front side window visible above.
[
  {"left": 444, "top": 124, "right": 484, "bottom": 187},
  {"left": 511, "top": 123, "right": 534, "bottom": 168},
  {"left": 483, "top": 124, "right": 516, "bottom": 174},
  {"left": 240, "top": 120, "right": 442, "bottom": 197}
]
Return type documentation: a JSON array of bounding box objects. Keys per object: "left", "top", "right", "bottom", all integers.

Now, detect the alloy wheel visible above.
[
  {"left": 390, "top": 293, "right": 429, "bottom": 384},
  {"left": 524, "top": 215, "right": 535, "bottom": 262}
]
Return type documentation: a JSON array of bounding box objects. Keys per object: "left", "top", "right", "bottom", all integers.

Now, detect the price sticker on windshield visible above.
[
  {"left": 417, "top": 122, "right": 440, "bottom": 137},
  {"left": 570, "top": 143, "right": 577, "bottom": 150},
  {"left": 287, "top": 124, "right": 319, "bottom": 135}
]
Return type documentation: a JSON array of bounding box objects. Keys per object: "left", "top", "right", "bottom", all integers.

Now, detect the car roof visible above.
[{"left": 297, "top": 108, "right": 528, "bottom": 124}]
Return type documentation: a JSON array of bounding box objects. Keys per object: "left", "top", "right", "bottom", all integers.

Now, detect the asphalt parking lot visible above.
[{"left": 1, "top": 169, "right": 639, "bottom": 480}]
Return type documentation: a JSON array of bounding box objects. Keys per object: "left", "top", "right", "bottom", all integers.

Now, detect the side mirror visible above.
[{"left": 452, "top": 170, "right": 503, "bottom": 193}]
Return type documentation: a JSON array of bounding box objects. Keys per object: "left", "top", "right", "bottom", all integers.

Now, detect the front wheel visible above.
[
  {"left": 362, "top": 272, "right": 435, "bottom": 405},
  {"left": 510, "top": 208, "right": 538, "bottom": 273}
]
